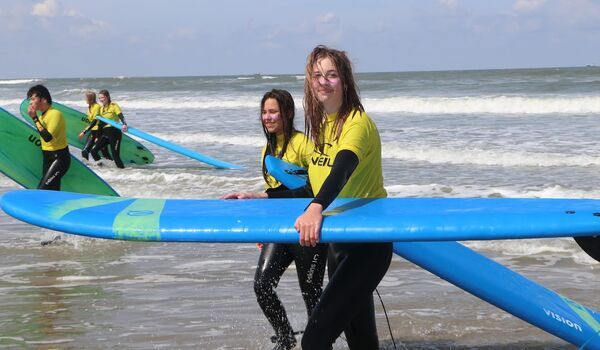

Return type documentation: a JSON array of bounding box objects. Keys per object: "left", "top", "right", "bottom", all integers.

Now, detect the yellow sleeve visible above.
[
  {"left": 291, "top": 132, "right": 314, "bottom": 168},
  {"left": 45, "top": 110, "right": 63, "bottom": 137},
  {"left": 113, "top": 103, "right": 122, "bottom": 116},
  {"left": 88, "top": 104, "right": 100, "bottom": 121},
  {"left": 337, "top": 111, "right": 371, "bottom": 161}
]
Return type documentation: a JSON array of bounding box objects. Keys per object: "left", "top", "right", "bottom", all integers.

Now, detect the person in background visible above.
[
  {"left": 222, "top": 89, "right": 327, "bottom": 350},
  {"left": 89, "top": 89, "right": 128, "bottom": 168},
  {"left": 26, "top": 84, "right": 71, "bottom": 190},
  {"left": 78, "top": 91, "right": 111, "bottom": 161}
]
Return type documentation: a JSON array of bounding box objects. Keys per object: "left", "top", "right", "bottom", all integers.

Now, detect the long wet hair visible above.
[
  {"left": 85, "top": 91, "right": 97, "bottom": 106},
  {"left": 303, "top": 45, "right": 364, "bottom": 153},
  {"left": 98, "top": 89, "right": 112, "bottom": 105},
  {"left": 260, "top": 89, "right": 296, "bottom": 183}
]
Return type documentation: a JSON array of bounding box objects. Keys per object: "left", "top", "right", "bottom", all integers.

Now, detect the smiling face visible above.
[
  {"left": 311, "top": 57, "right": 343, "bottom": 114},
  {"left": 98, "top": 93, "right": 108, "bottom": 106},
  {"left": 261, "top": 97, "right": 283, "bottom": 135}
]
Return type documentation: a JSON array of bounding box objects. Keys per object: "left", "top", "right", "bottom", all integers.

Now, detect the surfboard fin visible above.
[{"left": 574, "top": 236, "right": 600, "bottom": 262}]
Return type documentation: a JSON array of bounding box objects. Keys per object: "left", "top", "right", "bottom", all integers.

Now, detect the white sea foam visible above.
[
  {"left": 0, "top": 79, "right": 40, "bottom": 85},
  {"left": 52, "top": 93, "right": 600, "bottom": 115},
  {"left": 363, "top": 95, "right": 600, "bottom": 115},
  {"left": 0, "top": 99, "right": 25, "bottom": 107},
  {"left": 54, "top": 94, "right": 600, "bottom": 114},
  {"left": 386, "top": 183, "right": 600, "bottom": 199},
  {"left": 95, "top": 168, "right": 263, "bottom": 198},
  {"left": 150, "top": 132, "right": 264, "bottom": 147},
  {"left": 464, "top": 238, "right": 598, "bottom": 266},
  {"left": 60, "top": 97, "right": 258, "bottom": 110},
  {"left": 383, "top": 143, "right": 600, "bottom": 167}
]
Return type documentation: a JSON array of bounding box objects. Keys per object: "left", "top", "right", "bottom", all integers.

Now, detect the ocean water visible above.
[{"left": 0, "top": 67, "right": 599, "bottom": 349}]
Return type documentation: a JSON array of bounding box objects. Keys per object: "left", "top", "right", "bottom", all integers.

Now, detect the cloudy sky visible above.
[{"left": 1, "top": 0, "right": 599, "bottom": 78}]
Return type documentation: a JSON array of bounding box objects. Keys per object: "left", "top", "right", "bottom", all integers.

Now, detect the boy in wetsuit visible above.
[{"left": 26, "top": 84, "right": 71, "bottom": 190}]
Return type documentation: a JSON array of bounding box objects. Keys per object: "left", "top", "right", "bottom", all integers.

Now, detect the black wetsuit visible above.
[
  {"left": 269, "top": 150, "right": 393, "bottom": 350},
  {"left": 256, "top": 186, "right": 328, "bottom": 348},
  {"left": 82, "top": 129, "right": 112, "bottom": 161},
  {"left": 90, "top": 120, "right": 125, "bottom": 168},
  {"left": 35, "top": 118, "right": 71, "bottom": 191},
  {"left": 254, "top": 242, "right": 328, "bottom": 343},
  {"left": 39, "top": 148, "right": 71, "bottom": 190}
]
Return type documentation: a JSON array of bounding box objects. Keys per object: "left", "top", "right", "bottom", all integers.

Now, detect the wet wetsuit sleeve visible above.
[
  {"left": 266, "top": 184, "right": 313, "bottom": 199},
  {"left": 82, "top": 119, "right": 99, "bottom": 134},
  {"left": 118, "top": 113, "right": 127, "bottom": 125},
  {"left": 311, "top": 150, "right": 359, "bottom": 210},
  {"left": 33, "top": 118, "right": 53, "bottom": 142},
  {"left": 265, "top": 184, "right": 289, "bottom": 194}
]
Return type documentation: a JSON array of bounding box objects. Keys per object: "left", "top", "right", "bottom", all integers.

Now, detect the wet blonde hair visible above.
[
  {"left": 85, "top": 91, "right": 96, "bottom": 105},
  {"left": 303, "top": 45, "right": 363, "bottom": 153}
]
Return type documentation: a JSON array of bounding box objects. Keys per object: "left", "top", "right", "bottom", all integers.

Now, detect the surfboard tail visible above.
[{"left": 393, "top": 241, "right": 600, "bottom": 349}]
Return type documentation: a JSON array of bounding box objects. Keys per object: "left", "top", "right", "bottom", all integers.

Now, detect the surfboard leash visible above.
[{"left": 376, "top": 287, "right": 406, "bottom": 350}]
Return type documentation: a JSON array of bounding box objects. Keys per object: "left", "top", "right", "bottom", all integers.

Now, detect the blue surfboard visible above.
[
  {"left": 0, "top": 190, "right": 599, "bottom": 347},
  {"left": 264, "top": 157, "right": 600, "bottom": 263},
  {"left": 97, "top": 116, "right": 242, "bottom": 170},
  {"left": 394, "top": 242, "right": 600, "bottom": 349},
  {"left": 264, "top": 157, "right": 600, "bottom": 348},
  {"left": 264, "top": 155, "right": 307, "bottom": 189},
  {"left": 2, "top": 189, "right": 600, "bottom": 243},
  {"left": 0, "top": 190, "right": 600, "bottom": 349}
]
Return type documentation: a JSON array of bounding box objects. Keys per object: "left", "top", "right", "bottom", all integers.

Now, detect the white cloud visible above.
[
  {"left": 315, "top": 13, "right": 342, "bottom": 43},
  {"left": 31, "top": 0, "right": 62, "bottom": 17},
  {"left": 171, "top": 27, "right": 196, "bottom": 40},
  {"left": 513, "top": 0, "right": 546, "bottom": 12},
  {"left": 439, "top": 0, "right": 458, "bottom": 9},
  {"left": 317, "top": 13, "right": 337, "bottom": 24}
]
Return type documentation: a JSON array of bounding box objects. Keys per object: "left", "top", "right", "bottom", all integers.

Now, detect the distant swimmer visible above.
[
  {"left": 89, "top": 90, "right": 128, "bottom": 168},
  {"left": 78, "top": 91, "right": 112, "bottom": 161},
  {"left": 222, "top": 89, "right": 327, "bottom": 350},
  {"left": 26, "top": 84, "right": 71, "bottom": 191}
]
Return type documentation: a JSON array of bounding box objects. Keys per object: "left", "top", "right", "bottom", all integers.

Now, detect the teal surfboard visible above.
[
  {"left": 0, "top": 108, "right": 118, "bottom": 196},
  {"left": 2, "top": 189, "right": 600, "bottom": 243},
  {"left": 97, "top": 116, "right": 241, "bottom": 169},
  {"left": 20, "top": 99, "right": 155, "bottom": 165}
]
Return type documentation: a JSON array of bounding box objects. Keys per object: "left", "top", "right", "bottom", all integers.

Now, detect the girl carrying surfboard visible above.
[
  {"left": 223, "top": 46, "right": 392, "bottom": 349},
  {"left": 293, "top": 45, "right": 393, "bottom": 350},
  {"left": 223, "top": 89, "right": 328, "bottom": 350}
]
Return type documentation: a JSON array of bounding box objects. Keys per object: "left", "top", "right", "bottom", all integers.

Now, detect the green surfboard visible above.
[
  {"left": 0, "top": 107, "right": 118, "bottom": 196},
  {"left": 20, "top": 99, "right": 155, "bottom": 165}
]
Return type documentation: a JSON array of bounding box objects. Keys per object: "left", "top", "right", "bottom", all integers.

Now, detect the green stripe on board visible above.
[
  {"left": 48, "top": 197, "right": 131, "bottom": 220},
  {"left": 113, "top": 199, "right": 166, "bottom": 241},
  {"left": 561, "top": 295, "right": 600, "bottom": 333}
]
